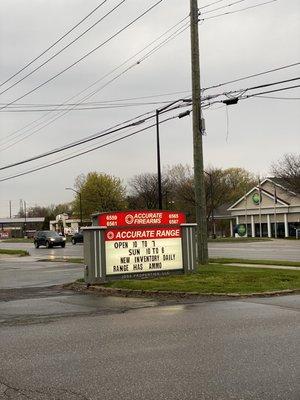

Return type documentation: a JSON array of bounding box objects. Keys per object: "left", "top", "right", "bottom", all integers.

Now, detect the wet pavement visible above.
[
  {"left": 1, "top": 238, "right": 299, "bottom": 261},
  {"left": 0, "top": 242, "right": 299, "bottom": 399},
  {"left": 0, "top": 293, "right": 299, "bottom": 400},
  {"left": 0, "top": 257, "right": 83, "bottom": 289}
]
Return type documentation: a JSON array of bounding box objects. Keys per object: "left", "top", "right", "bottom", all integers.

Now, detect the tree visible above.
[
  {"left": 128, "top": 172, "right": 172, "bottom": 210},
  {"left": 271, "top": 153, "right": 300, "bottom": 193},
  {"left": 164, "top": 164, "right": 256, "bottom": 223},
  {"left": 73, "top": 172, "right": 127, "bottom": 219},
  {"left": 165, "top": 164, "right": 195, "bottom": 220}
]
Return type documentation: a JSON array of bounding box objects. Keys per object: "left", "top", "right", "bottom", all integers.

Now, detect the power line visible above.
[
  {"left": 0, "top": 0, "right": 164, "bottom": 112},
  {"left": 200, "top": 0, "right": 277, "bottom": 21},
  {"left": 4, "top": 77, "right": 298, "bottom": 169},
  {"left": 242, "top": 84, "right": 300, "bottom": 98},
  {"left": 0, "top": 0, "right": 108, "bottom": 88},
  {"left": 0, "top": 102, "right": 190, "bottom": 171},
  {"left": 1, "top": 83, "right": 299, "bottom": 182},
  {"left": 0, "top": 113, "right": 187, "bottom": 183},
  {"left": 0, "top": 90, "right": 192, "bottom": 108},
  {"left": 0, "top": 13, "right": 189, "bottom": 150},
  {"left": 0, "top": 99, "right": 181, "bottom": 113},
  {"left": 199, "top": 0, "right": 226, "bottom": 10},
  {"left": 227, "top": 76, "right": 300, "bottom": 95},
  {"left": 0, "top": 9, "right": 186, "bottom": 150},
  {"left": 200, "top": 0, "right": 248, "bottom": 15},
  {"left": 203, "top": 62, "right": 300, "bottom": 91},
  {"left": 0, "top": 0, "right": 126, "bottom": 96},
  {"left": 251, "top": 95, "right": 300, "bottom": 100}
]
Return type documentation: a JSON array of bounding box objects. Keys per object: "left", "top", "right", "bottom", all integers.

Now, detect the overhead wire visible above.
[
  {"left": 199, "top": 0, "right": 226, "bottom": 9},
  {"left": 241, "top": 84, "right": 300, "bottom": 98},
  {"left": 1, "top": 81, "right": 299, "bottom": 182},
  {"left": 0, "top": 0, "right": 109, "bottom": 88},
  {"left": 0, "top": 12, "right": 189, "bottom": 150},
  {"left": 0, "top": 0, "right": 126, "bottom": 96},
  {"left": 0, "top": 112, "right": 190, "bottom": 183},
  {"left": 0, "top": 0, "right": 164, "bottom": 112},
  {"left": 200, "top": 0, "right": 249, "bottom": 15},
  {"left": 251, "top": 95, "right": 300, "bottom": 100},
  {"left": 0, "top": 101, "right": 191, "bottom": 171},
  {"left": 203, "top": 62, "right": 300, "bottom": 91},
  {"left": 200, "top": 0, "right": 277, "bottom": 21},
  {"left": 2, "top": 77, "right": 298, "bottom": 170},
  {"left": 0, "top": 90, "right": 192, "bottom": 109}
]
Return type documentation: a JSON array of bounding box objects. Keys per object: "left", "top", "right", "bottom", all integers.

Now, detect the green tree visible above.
[
  {"left": 73, "top": 172, "right": 127, "bottom": 219},
  {"left": 163, "top": 164, "right": 256, "bottom": 223}
]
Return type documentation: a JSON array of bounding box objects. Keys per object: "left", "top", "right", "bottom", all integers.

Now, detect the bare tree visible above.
[
  {"left": 271, "top": 153, "right": 300, "bottom": 193},
  {"left": 128, "top": 173, "right": 172, "bottom": 210}
]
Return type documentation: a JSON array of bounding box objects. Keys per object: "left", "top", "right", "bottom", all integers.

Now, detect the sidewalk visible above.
[{"left": 226, "top": 263, "right": 300, "bottom": 271}]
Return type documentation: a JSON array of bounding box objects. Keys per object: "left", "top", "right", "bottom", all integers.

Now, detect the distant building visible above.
[
  {"left": 49, "top": 213, "right": 80, "bottom": 235},
  {"left": 0, "top": 217, "right": 45, "bottom": 238},
  {"left": 225, "top": 178, "right": 300, "bottom": 238}
]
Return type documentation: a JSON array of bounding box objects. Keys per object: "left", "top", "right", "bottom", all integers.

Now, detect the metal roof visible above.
[{"left": 0, "top": 218, "right": 44, "bottom": 223}]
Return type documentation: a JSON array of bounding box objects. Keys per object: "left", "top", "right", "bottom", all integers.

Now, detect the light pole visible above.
[
  {"left": 65, "top": 187, "right": 82, "bottom": 226},
  {"left": 24, "top": 200, "right": 27, "bottom": 237},
  {"left": 204, "top": 171, "right": 216, "bottom": 239},
  {"left": 156, "top": 100, "right": 191, "bottom": 210}
]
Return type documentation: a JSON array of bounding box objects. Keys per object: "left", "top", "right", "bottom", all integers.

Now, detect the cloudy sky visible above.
[{"left": 0, "top": 0, "right": 299, "bottom": 217}]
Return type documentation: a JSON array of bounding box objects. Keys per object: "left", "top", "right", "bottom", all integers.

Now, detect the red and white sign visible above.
[
  {"left": 105, "top": 226, "right": 183, "bottom": 275},
  {"left": 98, "top": 210, "right": 186, "bottom": 227},
  {"left": 0, "top": 231, "right": 9, "bottom": 239}
]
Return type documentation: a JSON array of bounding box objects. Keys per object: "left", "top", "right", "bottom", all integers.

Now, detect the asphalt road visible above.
[
  {"left": 0, "top": 241, "right": 299, "bottom": 399},
  {"left": 0, "top": 291, "right": 299, "bottom": 400},
  {"left": 1, "top": 238, "right": 299, "bottom": 261},
  {"left": 209, "top": 239, "right": 300, "bottom": 262},
  {"left": 0, "top": 257, "right": 83, "bottom": 289}
]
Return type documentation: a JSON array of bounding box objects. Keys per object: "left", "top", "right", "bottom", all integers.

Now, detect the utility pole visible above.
[
  {"left": 156, "top": 110, "right": 163, "bottom": 210},
  {"left": 9, "top": 200, "right": 12, "bottom": 218},
  {"left": 190, "top": 0, "right": 208, "bottom": 264}
]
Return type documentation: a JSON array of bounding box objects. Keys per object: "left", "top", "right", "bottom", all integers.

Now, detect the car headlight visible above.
[
  {"left": 50, "top": 238, "right": 55, "bottom": 241},
  {"left": 63, "top": 237, "right": 66, "bottom": 241}
]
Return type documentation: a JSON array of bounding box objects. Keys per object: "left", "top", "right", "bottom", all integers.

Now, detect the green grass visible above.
[
  {"left": 208, "top": 237, "right": 271, "bottom": 242},
  {"left": 2, "top": 238, "right": 33, "bottom": 243},
  {"left": 209, "top": 258, "right": 300, "bottom": 267},
  {"left": 102, "top": 264, "right": 300, "bottom": 294},
  {"left": 38, "top": 257, "right": 84, "bottom": 263},
  {"left": 0, "top": 248, "right": 29, "bottom": 256}
]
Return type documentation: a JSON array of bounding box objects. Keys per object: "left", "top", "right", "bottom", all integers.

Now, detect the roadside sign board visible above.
[
  {"left": 97, "top": 210, "right": 186, "bottom": 227},
  {"left": 83, "top": 210, "right": 197, "bottom": 283},
  {"left": 104, "top": 226, "right": 183, "bottom": 276}
]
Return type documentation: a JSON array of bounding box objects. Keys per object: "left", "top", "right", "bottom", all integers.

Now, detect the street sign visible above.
[
  {"left": 97, "top": 210, "right": 186, "bottom": 227},
  {"left": 104, "top": 226, "right": 183, "bottom": 275}
]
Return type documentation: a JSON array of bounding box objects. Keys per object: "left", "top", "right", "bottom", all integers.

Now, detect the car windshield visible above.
[{"left": 47, "top": 231, "right": 60, "bottom": 238}]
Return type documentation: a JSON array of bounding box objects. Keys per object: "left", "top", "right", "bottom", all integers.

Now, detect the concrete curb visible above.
[{"left": 67, "top": 282, "right": 300, "bottom": 299}]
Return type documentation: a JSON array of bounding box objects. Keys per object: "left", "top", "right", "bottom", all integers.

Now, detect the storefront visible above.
[{"left": 227, "top": 178, "right": 300, "bottom": 238}]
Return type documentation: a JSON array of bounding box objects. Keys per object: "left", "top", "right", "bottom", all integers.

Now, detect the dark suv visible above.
[
  {"left": 71, "top": 230, "right": 83, "bottom": 245},
  {"left": 34, "top": 231, "right": 66, "bottom": 248}
]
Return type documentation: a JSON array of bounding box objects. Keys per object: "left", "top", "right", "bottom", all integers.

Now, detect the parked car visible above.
[
  {"left": 34, "top": 230, "right": 66, "bottom": 248},
  {"left": 71, "top": 230, "right": 83, "bottom": 245}
]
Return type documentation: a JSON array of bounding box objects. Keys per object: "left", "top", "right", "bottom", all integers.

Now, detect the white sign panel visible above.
[{"left": 104, "top": 227, "right": 183, "bottom": 275}]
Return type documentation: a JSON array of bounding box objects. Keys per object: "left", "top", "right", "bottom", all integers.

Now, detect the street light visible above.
[
  {"left": 156, "top": 99, "right": 191, "bottom": 210},
  {"left": 204, "top": 171, "right": 216, "bottom": 239},
  {"left": 65, "top": 187, "right": 82, "bottom": 226}
]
